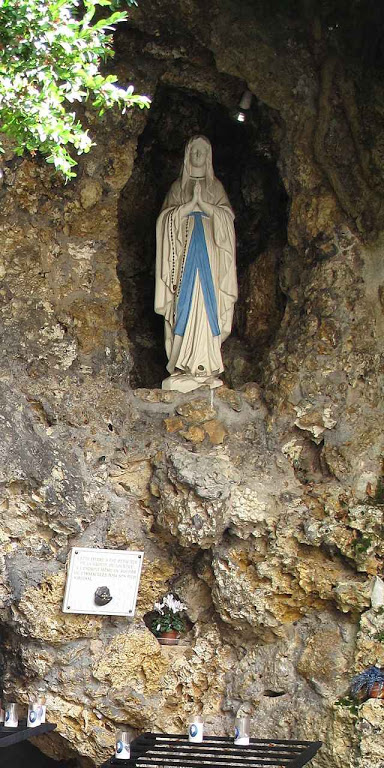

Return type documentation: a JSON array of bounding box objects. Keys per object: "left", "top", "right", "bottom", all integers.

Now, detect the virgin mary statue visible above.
[{"left": 155, "top": 135, "right": 237, "bottom": 392}]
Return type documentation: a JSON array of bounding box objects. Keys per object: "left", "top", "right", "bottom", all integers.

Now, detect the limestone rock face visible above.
[
  {"left": 0, "top": 1, "right": 383, "bottom": 767},
  {"left": 152, "top": 446, "right": 235, "bottom": 548}
]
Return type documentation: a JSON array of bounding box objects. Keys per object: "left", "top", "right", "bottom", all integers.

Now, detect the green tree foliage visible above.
[{"left": 0, "top": 0, "right": 150, "bottom": 178}]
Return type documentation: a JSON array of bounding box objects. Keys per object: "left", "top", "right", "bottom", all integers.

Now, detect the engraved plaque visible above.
[{"left": 62, "top": 547, "right": 143, "bottom": 616}]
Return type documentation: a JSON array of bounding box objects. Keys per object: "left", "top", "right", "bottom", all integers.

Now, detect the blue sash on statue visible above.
[{"left": 174, "top": 211, "right": 220, "bottom": 337}]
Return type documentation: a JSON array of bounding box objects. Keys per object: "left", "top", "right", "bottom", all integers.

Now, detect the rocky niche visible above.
[
  {"left": 0, "top": 1, "right": 383, "bottom": 767},
  {"left": 118, "top": 82, "right": 287, "bottom": 388}
]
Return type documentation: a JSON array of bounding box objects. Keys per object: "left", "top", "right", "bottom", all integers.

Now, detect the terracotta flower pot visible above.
[
  {"left": 370, "top": 681, "right": 384, "bottom": 699},
  {"left": 158, "top": 630, "right": 180, "bottom": 646}
]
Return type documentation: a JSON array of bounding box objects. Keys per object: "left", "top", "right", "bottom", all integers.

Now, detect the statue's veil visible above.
[{"left": 180, "top": 135, "right": 216, "bottom": 202}]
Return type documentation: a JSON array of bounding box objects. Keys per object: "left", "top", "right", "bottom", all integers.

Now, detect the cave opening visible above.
[
  {"left": 0, "top": 741, "right": 80, "bottom": 768},
  {"left": 118, "top": 83, "right": 288, "bottom": 389}
]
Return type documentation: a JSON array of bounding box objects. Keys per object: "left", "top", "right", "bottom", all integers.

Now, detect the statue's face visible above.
[{"left": 189, "top": 140, "right": 208, "bottom": 171}]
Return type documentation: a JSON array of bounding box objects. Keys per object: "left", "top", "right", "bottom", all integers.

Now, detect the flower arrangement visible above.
[
  {"left": 350, "top": 666, "right": 384, "bottom": 702},
  {"left": 151, "top": 593, "right": 187, "bottom": 637}
]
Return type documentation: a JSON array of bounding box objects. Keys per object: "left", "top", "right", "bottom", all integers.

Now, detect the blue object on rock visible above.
[{"left": 350, "top": 665, "right": 384, "bottom": 701}]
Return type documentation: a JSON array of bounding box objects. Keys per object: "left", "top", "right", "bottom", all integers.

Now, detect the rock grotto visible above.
[{"left": 0, "top": 0, "right": 382, "bottom": 766}]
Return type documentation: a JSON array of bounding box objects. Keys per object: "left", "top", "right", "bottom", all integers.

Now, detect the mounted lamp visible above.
[{"left": 233, "top": 90, "right": 253, "bottom": 122}]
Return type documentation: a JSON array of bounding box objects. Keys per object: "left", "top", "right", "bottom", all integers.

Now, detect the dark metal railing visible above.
[
  {"left": 0, "top": 720, "right": 56, "bottom": 749},
  {"left": 103, "top": 731, "right": 322, "bottom": 768}
]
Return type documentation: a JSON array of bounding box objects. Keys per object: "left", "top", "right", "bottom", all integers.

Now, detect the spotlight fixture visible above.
[{"left": 233, "top": 90, "right": 253, "bottom": 123}]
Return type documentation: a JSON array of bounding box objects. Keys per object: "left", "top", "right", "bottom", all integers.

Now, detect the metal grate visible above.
[
  {"left": 103, "top": 732, "right": 322, "bottom": 768},
  {"left": 0, "top": 721, "right": 56, "bottom": 748}
]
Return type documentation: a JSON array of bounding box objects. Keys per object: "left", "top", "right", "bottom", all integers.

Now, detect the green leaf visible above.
[
  {"left": 0, "top": 0, "right": 148, "bottom": 179},
  {"left": 92, "top": 11, "right": 127, "bottom": 30}
]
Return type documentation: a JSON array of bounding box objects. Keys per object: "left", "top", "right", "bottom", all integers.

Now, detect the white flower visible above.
[
  {"left": 165, "top": 594, "right": 187, "bottom": 613},
  {"left": 154, "top": 593, "right": 187, "bottom": 615}
]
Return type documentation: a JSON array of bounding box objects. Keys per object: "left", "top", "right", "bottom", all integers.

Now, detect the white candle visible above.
[
  {"left": 234, "top": 716, "right": 250, "bottom": 746},
  {"left": 36, "top": 696, "right": 46, "bottom": 724},
  {"left": 27, "top": 702, "right": 41, "bottom": 728},
  {"left": 115, "top": 730, "right": 131, "bottom": 760},
  {"left": 4, "top": 703, "right": 18, "bottom": 728},
  {"left": 188, "top": 716, "right": 204, "bottom": 743}
]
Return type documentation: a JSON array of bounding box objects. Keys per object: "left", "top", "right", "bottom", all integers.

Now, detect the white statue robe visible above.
[{"left": 155, "top": 177, "right": 237, "bottom": 382}]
